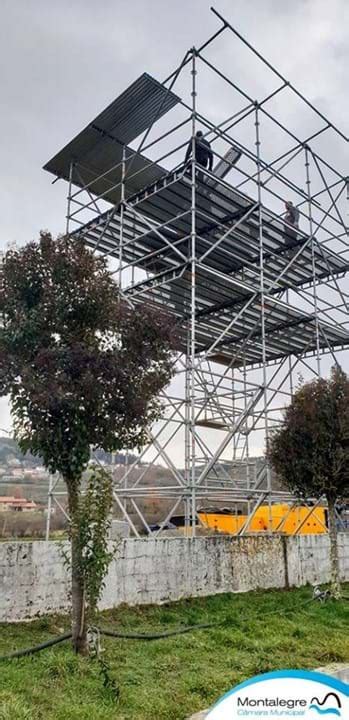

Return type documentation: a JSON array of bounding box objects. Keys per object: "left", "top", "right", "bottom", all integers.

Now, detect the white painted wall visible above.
[
  {"left": 286, "top": 534, "right": 349, "bottom": 587},
  {"left": 0, "top": 534, "right": 348, "bottom": 622}
]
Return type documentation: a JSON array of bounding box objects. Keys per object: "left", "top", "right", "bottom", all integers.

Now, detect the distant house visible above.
[{"left": 0, "top": 496, "right": 37, "bottom": 512}]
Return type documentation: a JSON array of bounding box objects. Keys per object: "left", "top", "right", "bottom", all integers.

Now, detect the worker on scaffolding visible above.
[
  {"left": 284, "top": 200, "right": 300, "bottom": 247},
  {"left": 184, "top": 130, "right": 213, "bottom": 181}
]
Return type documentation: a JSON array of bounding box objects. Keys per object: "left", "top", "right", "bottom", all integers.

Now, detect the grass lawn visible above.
[{"left": 0, "top": 585, "right": 349, "bottom": 720}]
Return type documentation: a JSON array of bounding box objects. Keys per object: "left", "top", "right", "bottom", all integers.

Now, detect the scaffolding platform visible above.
[
  {"left": 139, "top": 283, "right": 349, "bottom": 367},
  {"left": 74, "top": 168, "right": 349, "bottom": 292},
  {"left": 71, "top": 168, "right": 349, "bottom": 368}
]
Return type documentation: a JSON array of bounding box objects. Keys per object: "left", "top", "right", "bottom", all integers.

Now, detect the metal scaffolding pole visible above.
[
  {"left": 305, "top": 145, "right": 321, "bottom": 377},
  {"left": 45, "top": 474, "right": 53, "bottom": 541},
  {"left": 184, "top": 337, "right": 191, "bottom": 532},
  {"left": 118, "top": 145, "right": 126, "bottom": 292},
  {"left": 190, "top": 49, "right": 197, "bottom": 536},
  {"left": 254, "top": 104, "right": 273, "bottom": 530},
  {"left": 65, "top": 161, "right": 74, "bottom": 236}
]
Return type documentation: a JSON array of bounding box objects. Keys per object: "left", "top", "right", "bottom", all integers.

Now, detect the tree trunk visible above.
[
  {"left": 67, "top": 480, "right": 89, "bottom": 655},
  {"left": 327, "top": 496, "right": 341, "bottom": 598}
]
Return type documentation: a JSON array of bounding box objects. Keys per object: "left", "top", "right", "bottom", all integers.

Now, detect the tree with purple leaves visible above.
[{"left": 0, "top": 232, "right": 175, "bottom": 653}]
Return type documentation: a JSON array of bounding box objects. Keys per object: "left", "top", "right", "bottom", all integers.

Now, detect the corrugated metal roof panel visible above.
[
  {"left": 63, "top": 140, "right": 167, "bottom": 206},
  {"left": 43, "top": 73, "right": 180, "bottom": 204}
]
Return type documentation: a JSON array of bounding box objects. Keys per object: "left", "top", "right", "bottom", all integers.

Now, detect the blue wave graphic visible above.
[{"left": 309, "top": 705, "right": 341, "bottom": 716}]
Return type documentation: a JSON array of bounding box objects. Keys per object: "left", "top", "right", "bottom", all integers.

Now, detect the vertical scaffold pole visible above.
[
  {"left": 232, "top": 367, "right": 237, "bottom": 461},
  {"left": 346, "top": 178, "right": 349, "bottom": 246},
  {"left": 51, "top": 162, "right": 74, "bottom": 528},
  {"left": 286, "top": 289, "right": 294, "bottom": 397},
  {"left": 118, "top": 145, "right": 126, "bottom": 293},
  {"left": 243, "top": 359, "right": 251, "bottom": 515},
  {"left": 45, "top": 474, "right": 53, "bottom": 541},
  {"left": 65, "top": 161, "right": 74, "bottom": 236},
  {"left": 190, "top": 49, "right": 197, "bottom": 536},
  {"left": 304, "top": 146, "right": 321, "bottom": 377},
  {"left": 255, "top": 104, "right": 272, "bottom": 530},
  {"left": 184, "top": 332, "right": 191, "bottom": 533},
  {"left": 118, "top": 145, "right": 127, "bottom": 513}
]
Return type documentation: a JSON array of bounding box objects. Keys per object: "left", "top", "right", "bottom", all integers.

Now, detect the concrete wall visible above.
[
  {"left": 0, "top": 534, "right": 348, "bottom": 622},
  {"left": 287, "top": 534, "right": 349, "bottom": 587}
]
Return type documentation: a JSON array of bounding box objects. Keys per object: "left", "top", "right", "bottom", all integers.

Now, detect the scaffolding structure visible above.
[{"left": 44, "top": 10, "right": 349, "bottom": 537}]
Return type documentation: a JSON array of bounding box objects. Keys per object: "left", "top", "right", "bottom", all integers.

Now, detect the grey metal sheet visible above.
[
  {"left": 125, "top": 171, "right": 348, "bottom": 282},
  {"left": 208, "top": 319, "right": 349, "bottom": 368},
  {"left": 123, "top": 269, "right": 349, "bottom": 367},
  {"left": 133, "top": 299, "right": 349, "bottom": 368},
  {"left": 69, "top": 143, "right": 167, "bottom": 206},
  {"left": 127, "top": 264, "right": 251, "bottom": 321},
  {"left": 43, "top": 73, "right": 180, "bottom": 204},
  {"left": 75, "top": 170, "right": 349, "bottom": 289}
]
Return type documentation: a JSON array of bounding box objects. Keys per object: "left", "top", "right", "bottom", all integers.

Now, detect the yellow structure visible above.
[{"left": 198, "top": 503, "right": 327, "bottom": 535}]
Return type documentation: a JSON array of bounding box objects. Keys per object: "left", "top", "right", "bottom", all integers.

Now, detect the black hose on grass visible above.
[
  {"left": 0, "top": 623, "right": 217, "bottom": 662},
  {"left": 0, "top": 632, "right": 72, "bottom": 661},
  {"left": 0, "top": 593, "right": 340, "bottom": 662},
  {"left": 99, "top": 621, "right": 219, "bottom": 641}
]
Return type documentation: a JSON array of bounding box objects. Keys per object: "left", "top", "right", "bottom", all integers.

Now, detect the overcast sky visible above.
[{"left": 1, "top": 0, "right": 348, "bottom": 435}]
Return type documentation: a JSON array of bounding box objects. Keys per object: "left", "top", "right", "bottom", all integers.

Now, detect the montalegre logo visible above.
[{"left": 206, "top": 670, "right": 348, "bottom": 719}]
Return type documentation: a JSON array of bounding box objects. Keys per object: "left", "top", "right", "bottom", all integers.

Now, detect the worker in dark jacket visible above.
[
  {"left": 284, "top": 200, "right": 300, "bottom": 247},
  {"left": 184, "top": 131, "right": 213, "bottom": 177}
]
